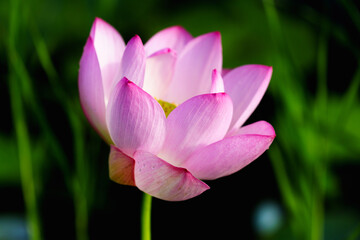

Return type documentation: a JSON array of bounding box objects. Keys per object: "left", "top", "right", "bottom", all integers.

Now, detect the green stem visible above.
[{"left": 141, "top": 193, "right": 152, "bottom": 240}]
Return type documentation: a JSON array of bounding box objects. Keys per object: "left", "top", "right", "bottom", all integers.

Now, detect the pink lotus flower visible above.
[{"left": 79, "top": 18, "right": 275, "bottom": 201}]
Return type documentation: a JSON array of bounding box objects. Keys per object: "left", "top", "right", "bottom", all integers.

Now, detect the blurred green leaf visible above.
[{"left": 0, "top": 135, "right": 20, "bottom": 185}]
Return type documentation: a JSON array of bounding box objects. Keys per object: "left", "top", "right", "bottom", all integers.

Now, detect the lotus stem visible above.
[{"left": 141, "top": 193, "right": 152, "bottom": 240}]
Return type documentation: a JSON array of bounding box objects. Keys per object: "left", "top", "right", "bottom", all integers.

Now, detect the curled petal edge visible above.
[
  {"left": 184, "top": 121, "right": 275, "bottom": 180},
  {"left": 109, "top": 145, "right": 135, "bottom": 186},
  {"left": 134, "top": 150, "right": 209, "bottom": 201}
]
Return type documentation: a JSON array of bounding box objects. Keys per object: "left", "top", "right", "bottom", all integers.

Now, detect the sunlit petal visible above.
[
  {"left": 184, "top": 121, "right": 275, "bottom": 180},
  {"left": 106, "top": 77, "right": 166, "bottom": 157}
]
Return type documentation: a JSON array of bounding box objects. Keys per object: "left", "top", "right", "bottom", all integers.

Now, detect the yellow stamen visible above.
[{"left": 157, "top": 99, "right": 177, "bottom": 117}]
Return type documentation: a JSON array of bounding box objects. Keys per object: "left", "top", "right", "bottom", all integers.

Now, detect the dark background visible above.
[{"left": 1, "top": 0, "right": 360, "bottom": 239}]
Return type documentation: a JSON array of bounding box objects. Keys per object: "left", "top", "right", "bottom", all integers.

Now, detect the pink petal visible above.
[
  {"left": 210, "top": 69, "right": 225, "bottom": 93},
  {"left": 144, "top": 26, "right": 192, "bottom": 56},
  {"left": 227, "top": 120, "right": 276, "bottom": 137},
  {"left": 221, "top": 68, "right": 232, "bottom": 77},
  {"left": 109, "top": 145, "right": 135, "bottom": 186},
  {"left": 142, "top": 48, "right": 177, "bottom": 100},
  {"left": 134, "top": 150, "right": 209, "bottom": 201},
  {"left": 106, "top": 77, "right": 166, "bottom": 157},
  {"left": 79, "top": 37, "right": 111, "bottom": 143},
  {"left": 224, "top": 64, "right": 272, "bottom": 130},
  {"left": 164, "top": 32, "right": 223, "bottom": 104},
  {"left": 184, "top": 121, "right": 275, "bottom": 180},
  {"left": 117, "top": 35, "right": 146, "bottom": 88},
  {"left": 90, "top": 17, "right": 125, "bottom": 103},
  {"left": 159, "top": 93, "right": 233, "bottom": 167}
]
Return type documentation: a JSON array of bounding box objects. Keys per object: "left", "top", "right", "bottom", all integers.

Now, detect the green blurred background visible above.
[{"left": 1, "top": 0, "right": 360, "bottom": 239}]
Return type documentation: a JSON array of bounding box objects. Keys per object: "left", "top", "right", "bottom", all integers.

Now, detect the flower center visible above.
[{"left": 157, "top": 100, "right": 177, "bottom": 117}]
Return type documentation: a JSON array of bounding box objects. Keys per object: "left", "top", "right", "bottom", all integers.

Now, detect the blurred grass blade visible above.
[
  {"left": 347, "top": 222, "right": 360, "bottom": 240},
  {"left": 29, "top": 17, "right": 91, "bottom": 240},
  {"left": 29, "top": 17, "right": 70, "bottom": 104},
  {"left": 316, "top": 33, "right": 328, "bottom": 115},
  {"left": 31, "top": 25, "right": 58, "bottom": 80},
  {"left": 339, "top": 66, "right": 360, "bottom": 121},
  {"left": 69, "top": 109, "right": 89, "bottom": 240},
  {"left": 339, "top": 0, "right": 360, "bottom": 33},
  {"left": 268, "top": 143, "right": 297, "bottom": 217},
  {"left": 262, "top": 1, "right": 328, "bottom": 239},
  {"left": 262, "top": 0, "right": 306, "bottom": 122},
  {"left": 7, "top": 2, "right": 72, "bottom": 190},
  {"left": 8, "top": 0, "right": 42, "bottom": 239},
  {"left": 310, "top": 163, "right": 326, "bottom": 240},
  {"left": 9, "top": 72, "right": 43, "bottom": 240},
  {"left": 7, "top": 54, "right": 43, "bottom": 240},
  {"left": 311, "top": 11, "right": 329, "bottom": 240}
]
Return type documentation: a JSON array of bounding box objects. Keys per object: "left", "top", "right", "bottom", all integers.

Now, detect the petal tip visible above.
[
  {"left": 119, "top": 76, "right": 137, "bottom": 89},
  {"left": 173, "top": 25, "right": 193, "bottom": 37},
  {"left": 148, "top": 48, "right": 177, "bottom": 58},
  {"left": 126, "top": 34, "right": 144, "bottom": 48},
  {"left": 252, "top": 64, "right": 273, "bottom": 76},
  {"left": 94, "top": 16, "right": 104, "bottom": 24},
  {"left": 130, "top": 34, "right": 143, "bottom": 43},
  {"left": 203, "top": 31, "right": 221, "bottom": 40},
  {"left": 91, "top": 17, "right": 111, "bottom": 38},
  {"left": 267, "top": 66, "right": 273, "bottom": 78},
  {"left": 199, "top": 179, "right": 210, "bottom": 191},
  {"left": 212, "top": 92, "right": 232, "bottom": 102},
  {"left": 213, "top": 31, "right": 221, "bottom": 37},
  {"left": 258, "top": 120, "right": 276, "bottom": 137},
  {"left": 209, "top": 31, "right": 221, "bottom": 41},
  {"left": 211, "top": 68, "right": 225, "bottom": 93},
  {"left": 212, "top": 68, "right": 219, "bottom": 75},
  {"left": 82, "top": 36, "right": 95, "bottom": 55},
  {"left": 172, "top": 25, "right": 186, "bottom": 31},
  {"left": 262, "top": 65, "right": 273, "bottom": 76}
]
